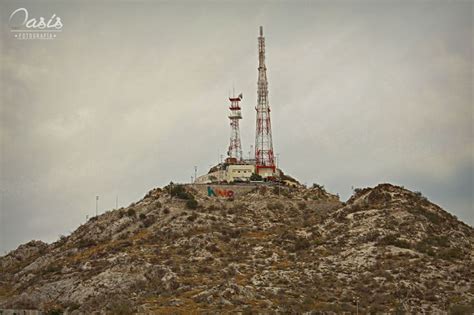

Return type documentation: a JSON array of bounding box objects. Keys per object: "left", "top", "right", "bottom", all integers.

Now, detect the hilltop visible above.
[{"left": 0, "top": 183, "right": 473, "bottom": 313}]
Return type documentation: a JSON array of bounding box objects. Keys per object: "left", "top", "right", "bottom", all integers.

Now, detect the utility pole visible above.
[
  {"left": 194, "top": 166, "right": 197, "bottom": 183},
  {"left": 116, "top": 195, "right": 118, "bottom": 209},
  {"left": 95, "top": 195, "right": 99, "bottom": 216},
  {"left": 353, "top": 296, "right": 359, "bottom": 315}
]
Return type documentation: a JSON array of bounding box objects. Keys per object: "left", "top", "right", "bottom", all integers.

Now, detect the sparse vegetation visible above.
[
  {"left": 267, "top": 201, "right": 284, "bottom": 210},
  {"left": 186, "top": 199, "right": 198, "bottom": 209},
  {"left": 166, "top": 183, "right": 194, "bottom": 200},
  {"left": 450, "top": 303, "right": 474, "bottom": 315},
  {"left": 294, "top": 238, "right": 311, "bottom": 251},
  {"left": 43, "top": 303, "right": 64, "bottom": 315},
  {"left": 1, "top": 182, "right": 472, "bottom": 313},
  {"left": 297, "top": 201, "right": 307, "bottom": 210},
  {"left": 415, "top": 240, "right": 436, "bottom": 256},
  {"left": 43, "top": 263, "right": 62, "bottom": 274},
  {"left": 250, "top": 173, "right": 263, "bottom": 181},
  {"left": 77, "top": 238, "right": 97, "bottom": 249},
  {"left": 360, "top": 230, "right": 380, "bottom": 242},
  {"left": 378, "top": 234, "right": 411, "bottom": 249},
  {"left": 109, "top": 299, "right": 134, "bottom": 315},
  {"left": 141, "top": 215, "right": 156, "bottom": 227},
  {"left": 438, "top": 247, "right": 465, "bottom": 261},
  {"left": 409, "top": 205, "right": 443, "bottom": 224},
  {"left": 187, "top": 213, "right": 198, "bottom": 222}
]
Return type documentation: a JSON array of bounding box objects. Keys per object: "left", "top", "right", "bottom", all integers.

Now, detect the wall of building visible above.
[
  {"left": 257, "top": 167, "right": 275, "bottom": 178},
  {"left": 226, "top": 164, "right": 255, "bottom": 182},
  {"left": 195, "top": 170, "right": 226, "bottom": 184},
  {"left": 195, "top": 164, "right": 256, "bottom": 184}
]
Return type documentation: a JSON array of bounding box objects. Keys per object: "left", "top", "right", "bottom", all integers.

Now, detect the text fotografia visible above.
[{"left": 9, "top": 8, "right": 63, "bottom": 40}]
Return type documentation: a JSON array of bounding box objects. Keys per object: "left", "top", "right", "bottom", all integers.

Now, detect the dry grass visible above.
[
  {"left": 0, "top": 285, "right": 14, "bottom": 298},
  {"left": 243, "top": 231, "right": 270, "bottom": 239}
]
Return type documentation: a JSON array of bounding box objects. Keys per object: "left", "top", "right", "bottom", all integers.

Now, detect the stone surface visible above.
[{"left": 0, "top": 183, "right": 472, "bottom": 313}]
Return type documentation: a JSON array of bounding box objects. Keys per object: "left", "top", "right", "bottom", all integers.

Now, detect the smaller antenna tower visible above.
[{"left": 227, "top": 93, "right": 243, "bottom": 161}]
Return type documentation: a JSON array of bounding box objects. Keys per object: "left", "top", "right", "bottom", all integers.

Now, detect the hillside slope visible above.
[{"left": 0, "top": 183, "right": 473, "bottom": 313}]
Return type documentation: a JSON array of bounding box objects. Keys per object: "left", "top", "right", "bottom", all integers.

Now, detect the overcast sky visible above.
[{"left": 0, "top": 1, "right": 472, "bottom": 254}]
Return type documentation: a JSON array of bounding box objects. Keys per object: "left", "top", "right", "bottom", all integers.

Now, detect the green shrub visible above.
[
  {"left": 361, "top": 230, "right": 380, "bottom": 243},
  {"left": 438, "top": 247, "right": 464, "bottom": 261},
  {"left": 267, "top": 201, "right": 284, "bottom": 210},
  {"left": 379, "top": 234, "right": 411, "bottom": 249},
  {"left": 141, "top": 215, "right": 156, "bottom": 227},
  {"left": 231, "top": 203, "right": 245, "bottom": 212},
  {"left": 272, "top": 186, "right": 280, "bottom": 195},
  {"left": 281, "top": 190, "right": 292, "bottom": 198},
  {"left": 250, "top": 173, "right": 263, "bottom": 181},
  {"left": 430, "top": 235, "right": 450, "bottom": 247},
  {"left": 127, "top": 208, "right": 136, "bottom": 217},
  {"left": 294, "top": 238, "right": 311, "bottom": 251},
  {"left": 109, "top": 300, "right": 134, "bottom": 315},
  {"left": 409, "top": 206, "right": 443, "bottom": 224},
  {"left": 186, "top": 199, "right": 198, "bottom": 210},
  {"left": 45, "top": 306, "right": 63, "bottom": 315},
  {"left": 450, "top": 304, "right": 474, "bottom": 315},
  {"left": 423, "top": 210, "right": 443, "bottom": 224},
  {"left": 415, "top": 240, "right": 435, "bottom": 256},
  {"left": 297, "top": 202, "right": 307, "bottom": 210},
  {"left": 228, "top": 229, "right": 242, "bottom": 238},
  {"left": 44, "top": 263, "right": 62, "bottom": 274},
  {"left": 166, "top": 184, "right": 194, "bottom": 200},
  {"left": 77, "top": 238, "right": 97, "bottom": 249},
  {"left": 139, "top": 213, "right": 146, "bottom": 220},
  {"left": 65, "top": 302, "right": 80, "bottom": 312},
  {"left": 187, "top": 213, "right": 198, "bottom": 221},
  {"left": 207, "top": 204, "right": 218, "bottom": 211}
]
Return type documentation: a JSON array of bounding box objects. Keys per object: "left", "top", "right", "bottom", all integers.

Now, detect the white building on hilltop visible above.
[{"left": 195, "top": 163, "right": 256, "bottom": 184}]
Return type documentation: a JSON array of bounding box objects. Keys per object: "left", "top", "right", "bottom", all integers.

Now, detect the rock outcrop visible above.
[{"left": 0, "top": 183, "right": 472, "bottom": 313}]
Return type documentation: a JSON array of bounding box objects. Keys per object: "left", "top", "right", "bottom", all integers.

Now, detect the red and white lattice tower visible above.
[
  {"left": 255, "top": 26, "right": 275, "bottom": 175},
  {"left": 227, "top": 93, "right": 243, "bottom": 161}
]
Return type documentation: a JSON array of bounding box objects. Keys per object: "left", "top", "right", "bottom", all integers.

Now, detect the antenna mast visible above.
[
  {"left": 227, "top": 93, "right": 243, "bottom": 161},
  {"left": 254, "top": 26, "right": 275, "bottom": 176}
]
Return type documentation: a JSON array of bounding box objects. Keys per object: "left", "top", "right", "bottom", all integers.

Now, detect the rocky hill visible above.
[{"left": 0, "top": 183, "right": 473, "bottom": 314}]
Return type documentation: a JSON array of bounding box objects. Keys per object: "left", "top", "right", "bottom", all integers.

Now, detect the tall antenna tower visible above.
[
  {"left": 255, "top": 26, "right": 275, "bottom": 175},
  {"left": 227, "top": 93, "right": 243, "bottom": 161}
]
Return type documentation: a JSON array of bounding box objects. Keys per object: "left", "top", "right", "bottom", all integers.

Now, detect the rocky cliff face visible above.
[{"left": 0, "top": 183, "right": 473, "bottom": 314}]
